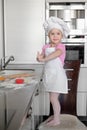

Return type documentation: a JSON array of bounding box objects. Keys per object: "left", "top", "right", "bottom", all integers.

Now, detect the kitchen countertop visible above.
[{"left": 0, "top": 70, "right": 42, "bottom": 130}]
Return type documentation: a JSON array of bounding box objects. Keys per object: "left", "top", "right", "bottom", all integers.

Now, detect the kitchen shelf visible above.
[
  {"left": 49, "top": 4, "right": 85, "bottom": 10},
  {"left": 62, "top": 38, "right": 86, "bottom": 43}
]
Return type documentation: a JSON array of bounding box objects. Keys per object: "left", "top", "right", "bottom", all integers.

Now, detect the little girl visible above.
[{"left": 37, "top": 17, "right": 70, "bottom": 126}]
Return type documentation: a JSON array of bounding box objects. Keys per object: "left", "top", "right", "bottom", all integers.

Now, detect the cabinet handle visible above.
[
  {"left": 68, "top": 79, "right": 72, "bottom": 81},
  {"left": 35, "top": 89, "right": 39, "bottom": 96},
  {"left": 68, "top": 88, "right": 71, "bottom": 91}
]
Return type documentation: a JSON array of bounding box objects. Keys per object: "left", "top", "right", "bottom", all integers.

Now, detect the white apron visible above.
[{"left": 43, "top": 47, "right": 68, "bottom": 94}]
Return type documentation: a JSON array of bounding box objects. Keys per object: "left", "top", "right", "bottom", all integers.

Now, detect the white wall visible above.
[
  {"left": 0, "top": 0, "right": 3, "bottom": 60},
  {"left": 4, "top": 0, "right": 45, "bottom": 64}
]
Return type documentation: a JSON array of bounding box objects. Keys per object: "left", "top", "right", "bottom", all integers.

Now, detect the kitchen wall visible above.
[
  {"left": 0, "top": 0, "right": 45, "bottom": 65},
  {"left": 3, "top": 0, "right": 45, "bottom": 64},
  {"left": 0, "top": 0, "right": 3, "bottom": 59}
]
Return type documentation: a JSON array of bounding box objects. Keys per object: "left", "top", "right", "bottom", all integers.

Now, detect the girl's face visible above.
[{"left": 48, "top": 28, "right": 63, "bottom": 45}]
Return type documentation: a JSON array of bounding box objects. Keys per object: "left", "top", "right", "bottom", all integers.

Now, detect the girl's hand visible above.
[{"left": 36, "top": 52, "right": 45, "bottom": 62}]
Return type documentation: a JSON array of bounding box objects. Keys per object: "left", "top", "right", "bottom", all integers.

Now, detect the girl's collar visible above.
[{"left": 49, "top": 42, "right": 61, "bottom": 47}]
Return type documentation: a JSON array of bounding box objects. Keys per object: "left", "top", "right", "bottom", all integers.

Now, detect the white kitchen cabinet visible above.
[
  {"left": 77, "top": 67, "right": 87, "bottom": 116},
  {"left": 0, "top": 92, "right": 5, "bottom": 130},
  {"left": 77, "top": 92, "right": 87, "bottom": 116},
  {"left": 3, "top": 0, "right": 45, "bottom": 64},
  {"left": 32, "top": 82, "right": 50, "bottom": 116},
  {"left": 78, "top": 68, "right": 87, "bottom": 92}
]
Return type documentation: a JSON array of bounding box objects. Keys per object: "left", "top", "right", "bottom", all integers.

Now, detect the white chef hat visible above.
[{"left": 43, "top": 17, "right": 70, "bottom": 39}]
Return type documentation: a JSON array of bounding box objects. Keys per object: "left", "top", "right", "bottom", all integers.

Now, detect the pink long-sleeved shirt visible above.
[{"left": 42, "top": 43, "right": 66, "bottom": 65}]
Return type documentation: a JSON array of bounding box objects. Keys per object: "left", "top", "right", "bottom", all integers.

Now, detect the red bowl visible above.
[{"left": 15, "top": 79, "right": 24, "bottom": 84}]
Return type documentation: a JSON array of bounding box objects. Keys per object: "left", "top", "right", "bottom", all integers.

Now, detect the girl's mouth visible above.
[{"left": 53, "top": 39, "right": 58, "bottom": 41}]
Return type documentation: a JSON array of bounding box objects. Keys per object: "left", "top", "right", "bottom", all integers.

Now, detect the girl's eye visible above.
[
  {"left": 57, "top": 33, "right": 61, "bottom": 35},
  {"left": 51, "top": 33, "right": 55, "bottom": 35}
]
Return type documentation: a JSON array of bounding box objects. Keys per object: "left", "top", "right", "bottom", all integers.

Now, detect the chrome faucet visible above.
[{"left": 0, "top": 56, "right": 15, "bottom": 70}]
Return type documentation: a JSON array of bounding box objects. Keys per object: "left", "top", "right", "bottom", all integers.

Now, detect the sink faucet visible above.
[{"left": 0, "top": 56, "right": 15, "bottom": 70}]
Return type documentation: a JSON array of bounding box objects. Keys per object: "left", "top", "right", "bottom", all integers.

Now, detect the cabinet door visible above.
[
  {"left": 77, "top": 92, "right": 87, "bottom": 116},
  {"left": 4, "top": 0, "right": 45, "bottom": 64},
  {"left": 59, "top": 60, "right": 80, "bottom": 115},
  {"left": 49, "top": 61, "right": 80, "bottom": 115},
  {"left": 0, "top": 92, "right": 5, "bottom": 130}
]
